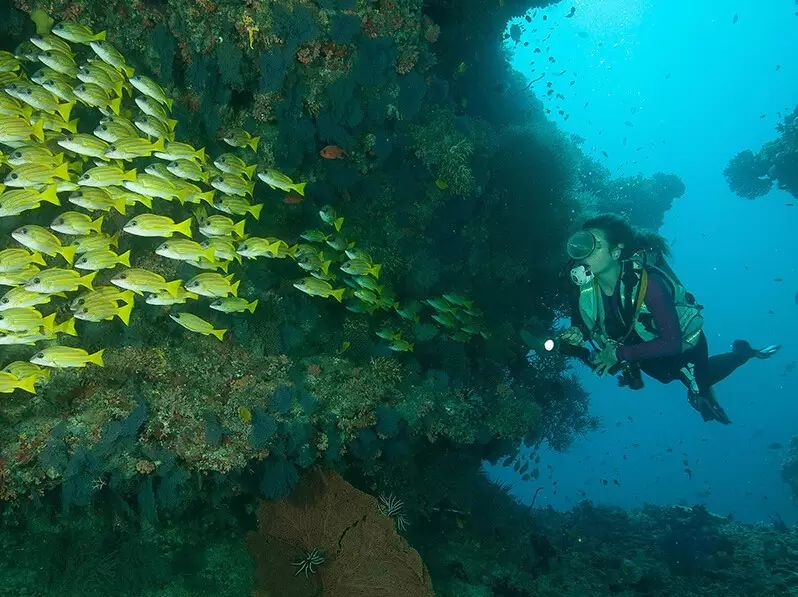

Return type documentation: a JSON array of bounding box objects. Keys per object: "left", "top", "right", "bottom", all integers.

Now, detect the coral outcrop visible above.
[{"left": 725, "top": 105, "right": 798, "bottom": 199}]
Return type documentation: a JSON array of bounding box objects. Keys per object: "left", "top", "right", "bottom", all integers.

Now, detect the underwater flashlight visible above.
[{"left": 543, "top": 336, "right": 595, "bottom": 367}]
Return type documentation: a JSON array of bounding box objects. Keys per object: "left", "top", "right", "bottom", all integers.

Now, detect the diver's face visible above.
[{"left": 581, "top": 229, "right": 618, "bottom": 275}]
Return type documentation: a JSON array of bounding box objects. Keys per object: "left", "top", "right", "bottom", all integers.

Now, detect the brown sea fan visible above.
[{"left": 247, "top": 468, "right": 434, "bottom": 597}]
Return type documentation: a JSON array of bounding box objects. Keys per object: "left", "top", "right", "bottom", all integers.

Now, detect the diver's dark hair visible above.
[{"left": 581, "top": 213, "right": 671, "bottom": 261}]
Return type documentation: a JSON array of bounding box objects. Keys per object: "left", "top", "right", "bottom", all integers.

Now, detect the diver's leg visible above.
[
  {"left": 679, "top": 335, "right": 732, "bottom": 424},
  {"left": 704, "top": 339, "right": 781, "bottom": 386},
  {"left": 704, "top": 352, "right": 749, "bottom": 386},
  {"left": 637, "top": 357, "right": 679, "bottom": 384}
]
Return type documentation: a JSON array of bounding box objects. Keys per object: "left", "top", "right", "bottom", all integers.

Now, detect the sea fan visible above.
[
  {"left": 154, "top": 452, "right": 191, "bottom": 512},
  {"left": 38, "top": 422, "right": 69, "bottom": 476},
  {"left": 298, "top": 390, "right": 320, "bottom": 416},
  {"left": 215, "top": 41, "right": 244, "bottom": 89},
  {"left": 95, "top": 402, "right": 148, "bottom": 459},
  {"left": 271, "top": 4, "right": 319, "bottom": 56},
  {"left": 187, "top": 53, "right": 214, "bottom": 92},
  {"left": 352, "top": 37, "right": 396, "bottom": 86},
  {"left": 324, "top": 78, "right": 361, "bottom": 126},
  {"left": 249, "top": 470, "right": 434, "bottom": 596},
  {"left": 285, "top": 420, "right": 312, "bottom": 455},
  {"left": 259, "top": 50, "right": 290, "bottom": 93},
  {"left": 151, "top": 23, "right": 176, "bottom": 85},
  {"left": 250, "top": 408, "right": 278, "bottom": 449},
  {"left": 258, "top": 455, "right": 299, "bottom": 500},
  {"left": 61, "top": 446, "right": 103, "bottom": 511},
  {"left": 272, "top": 385, "right": 295, "bottom": 414}
]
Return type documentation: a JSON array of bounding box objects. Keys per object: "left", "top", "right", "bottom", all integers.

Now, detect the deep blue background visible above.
[{"left": 491, "top": 0, "right": 798, "bottom": 523}]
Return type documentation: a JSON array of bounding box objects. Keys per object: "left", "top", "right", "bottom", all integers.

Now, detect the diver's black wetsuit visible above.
[
  {"left": 575, "top": 270, "right": 752, "bottom": 396},
  {"left": 624, "top": 330, "right": 749, "bottom": 396}
]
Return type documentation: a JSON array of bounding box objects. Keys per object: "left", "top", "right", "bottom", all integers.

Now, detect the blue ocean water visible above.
[{"left": 492, "top": 0, "right": 798, "bottom": 523}]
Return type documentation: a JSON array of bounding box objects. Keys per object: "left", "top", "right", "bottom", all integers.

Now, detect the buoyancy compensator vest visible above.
[{"left": 576, "top": 250, "right": 704, "bottom": 352}]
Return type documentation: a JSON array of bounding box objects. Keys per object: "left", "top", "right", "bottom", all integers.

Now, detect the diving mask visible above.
[
  {"left": 566, "top": 230, "right": 598, "bottom": 261},
  {"left": 570, "top": 264, "right": 594, "bottom": 286},
  {"left": 566, "top": 230, "right": 597, "bottom": 285}
]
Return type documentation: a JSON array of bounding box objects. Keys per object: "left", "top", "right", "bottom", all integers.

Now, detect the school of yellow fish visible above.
[{"left": 0, "top": 22, "right": 487, "bottom": 394}]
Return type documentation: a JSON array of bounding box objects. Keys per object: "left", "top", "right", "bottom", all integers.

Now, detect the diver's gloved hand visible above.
[
  {"left": 687, "top": 389, "right": 731, "bottom": 425},
  {"left": 592, "top": 343, "right": 620, "bottom": 377}
]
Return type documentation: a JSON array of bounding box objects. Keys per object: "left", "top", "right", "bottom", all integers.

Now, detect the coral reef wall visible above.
[{"left": 1, "top": 0, "right": 592, "bottom": 515}]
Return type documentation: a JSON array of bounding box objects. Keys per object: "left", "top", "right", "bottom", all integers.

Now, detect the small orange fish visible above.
[
  {"left": 282, "top": 193, "right": 304, "bottom": 205},
  {"left": 320, "top": 145, "right": 346, "bottom": 159}
]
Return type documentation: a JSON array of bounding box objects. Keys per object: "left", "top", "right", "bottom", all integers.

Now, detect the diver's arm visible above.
[{"left": 615, "top": 273, "right": 682, "bottom": 361}]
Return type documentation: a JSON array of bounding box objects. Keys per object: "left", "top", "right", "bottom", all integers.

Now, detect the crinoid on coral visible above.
[
  {"left": 379, "top": 492, "right": 409, "bottom": 531},
  {"left": 291, "top": 547, "right": 326, "bottom": 578}
]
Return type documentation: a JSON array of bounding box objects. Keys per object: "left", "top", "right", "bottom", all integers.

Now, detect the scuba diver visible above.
[{"left": 558, "top": 213, "right": 780, "bottom": 424}]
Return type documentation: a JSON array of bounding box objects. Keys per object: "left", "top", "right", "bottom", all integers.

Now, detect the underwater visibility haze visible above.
[{"left": 0, "top": 0, "right": 796, "bottom": 595}]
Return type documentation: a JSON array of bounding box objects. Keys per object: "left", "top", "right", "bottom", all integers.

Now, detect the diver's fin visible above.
[
  {"left": 733, "top": 340, "right": 782, "bottom": 360},
  {"left": 731, "top": 339, "right": 756, "bottom": 359},
  {"left": 754, "top": 344, "right": 781, "bottom": 359},
  {"left": 688, "top": 388, "right": 731, "bottom": 425}
]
